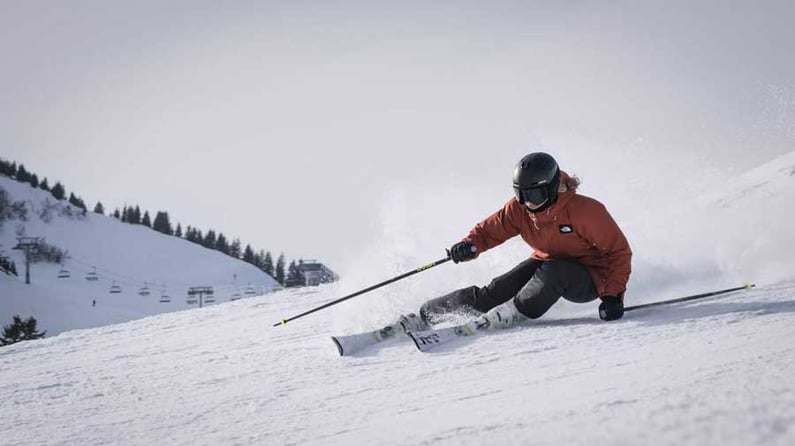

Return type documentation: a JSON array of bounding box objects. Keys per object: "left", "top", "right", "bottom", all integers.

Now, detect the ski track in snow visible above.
[{"left": 1, "top": 283, "right": 794, "bottom": 445}]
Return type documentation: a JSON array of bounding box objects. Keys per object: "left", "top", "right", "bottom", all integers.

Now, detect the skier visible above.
[{"left": 418, "top": 152, "right": 632, "bottom": 330}]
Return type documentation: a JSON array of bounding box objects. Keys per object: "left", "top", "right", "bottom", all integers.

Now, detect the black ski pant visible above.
[{"left": 419, "top": 258, "right": 599, "bottom": 324}]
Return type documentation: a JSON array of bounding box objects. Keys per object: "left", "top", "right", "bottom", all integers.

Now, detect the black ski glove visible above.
[
  {"left": 598, "top": 295, "right": 624, "bottom": 321},
  {"left": 449, "top": 241, "right": 477, "bottom": 263}
]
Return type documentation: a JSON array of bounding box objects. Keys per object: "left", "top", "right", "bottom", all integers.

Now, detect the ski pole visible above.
[
  {"left": 273, "top": 255, "right": 452, "bottom": 327},
  {"left": 625, "top": 283, "right": 755, "bottom": 312}
]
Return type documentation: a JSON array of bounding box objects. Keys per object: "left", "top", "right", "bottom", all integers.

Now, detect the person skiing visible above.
[{"left": 418, "top": 152, "right": 632, "bottom": 330}]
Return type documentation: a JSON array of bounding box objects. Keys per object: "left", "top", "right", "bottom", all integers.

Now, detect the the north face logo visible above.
[{"left": 559, "top": 225, "right": 573, "bottom": 233}]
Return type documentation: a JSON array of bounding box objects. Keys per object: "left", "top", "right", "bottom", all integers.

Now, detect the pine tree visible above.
[
  {"left": 257, "top": 249, "right": 267, "bottom": 270},
  {"left": 29, "top": 174, "right": 39, "bottom": 188},
  {"left": 132, "top": 206, "right": 142, "bottom": 224},
  {"left": 286, "top": 260, "right": 305, "bottom": 287},
  {"left": 142, "top": 211, "right": 152, "bottom": 228},
  {"left": 186, "top": 228, "right": 196, "bottom": 243},
  {"left": 113, "top": 208, "right": 121, "bottom": 219},
  {"left": 121, "top": 206, "right": 129, "bottom": 223},
  {"left": 15, "top": 164, "right": 30, "bottom": 183},
  {"left": 0, "top": 158, "right": 12, "bottom": 177},
  {"left": 152, "top": 211, "right": 173, "bottom": 235},
  {"left": 51, "top": 182, "right": 66, "bottom": 200},
  {"left": 94, "top": 202, "right": 105, "bottom": 215},
  {"left": 275, "top": 253, "right": 286, "bottom": 285},
  {"left": 194, "top": 229, "right": 204, "bottom": 245},
  {"left": 215, "top": 233, "right": 229, "bottom": 254},
  {"left": 262, "top": 251, "right": 274, "bottom": 276},
  {"left": 39, "top": 178, "right": 50, "bottom": 191},
  {"left": 1, "top": 315, "right": 46, "bottom": 346},
  {"left": 204, "top": 230, "right": 217, "bottom": 249},
  {"left": 68, "top": 193, "right": 86, "bottom": 210},
  {"left": 243, "top": 244, "right": 255, "bottom": 264},
  {"left": 175, "top": 223, "right": 183, "bottom": 238},
  {"left": 230, "top": 239, "right": 242, "bottom": 258}
]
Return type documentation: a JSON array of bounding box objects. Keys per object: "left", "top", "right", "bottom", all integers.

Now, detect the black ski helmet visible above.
[{"left": 512, "top": 152, "right": 561, "bottom": 212}]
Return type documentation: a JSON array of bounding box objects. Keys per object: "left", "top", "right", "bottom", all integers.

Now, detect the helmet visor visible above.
[{"left": 520, "top": 187, "right": 549, "bottom": 206}]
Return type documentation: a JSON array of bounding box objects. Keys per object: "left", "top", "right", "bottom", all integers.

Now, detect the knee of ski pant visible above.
[
  {"left": 512, "top": 296, "right": 549, "bottom": 319},
  {"left": 511, "top": 261, "right": 569, "bottom": 319},
  {"left": 419, "top": 286, "right": 479, "bottom": 323}
]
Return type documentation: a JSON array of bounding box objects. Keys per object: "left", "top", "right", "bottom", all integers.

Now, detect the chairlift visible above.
[
  {"left": 57, "top": 267, "right": 71, "bottom": 279},
  {"left": 230, "top": 290, "right": 241, "bottom": 301},
  {"left": 85, "top": 267, "right": 99, "bottom": 282},
  {"left": 109, "top": 281, "right": 122, "bottom": 294},
  {"left": 158, "top": 283, "right": 170, "bottom": 303},
  {"left": 244, "top": 284, "right": 256, "bottom": 296},
  {"left": 186, "top": 286, "right": 213, "bottom": 305},
  {"left": 138, "top": 283, "right": 151, "bottom": 297}
]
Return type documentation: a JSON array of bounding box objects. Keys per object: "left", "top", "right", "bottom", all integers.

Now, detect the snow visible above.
[
  {"left": 1, "top": 152, "right": 795, "bottom": 445},
  {"left": 1, "top": 282, "right": 793, "bottom": 445},
  {"left": 0, "top": 176, "right": 279, "bottom": 335}
]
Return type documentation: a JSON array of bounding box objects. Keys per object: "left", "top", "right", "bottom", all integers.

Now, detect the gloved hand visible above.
[
  {"left": 598, "top": 295, "right": 624, "bottom": 321},
  {"left": 448, "top": 241, "right": 477, "bottom": 263}
]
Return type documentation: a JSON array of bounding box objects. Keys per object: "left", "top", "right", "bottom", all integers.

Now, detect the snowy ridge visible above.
[{"left": 0, "top": 176, "right": 279, "bottom": 335}]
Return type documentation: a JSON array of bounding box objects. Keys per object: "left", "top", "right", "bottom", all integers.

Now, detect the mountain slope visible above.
[
  {"left": 0, "top": 176, "right": 279, "bottom": 335},
  {"left": 2, "top": 152, "right": 795, "bottom": 445},
  {"left": 0, "top": 282, "right": 793, "bottom": 445}
]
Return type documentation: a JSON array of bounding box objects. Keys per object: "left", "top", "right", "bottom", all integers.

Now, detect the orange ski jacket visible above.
[{"left": 463, "top": 172, "right": 632, "bottom": 297}]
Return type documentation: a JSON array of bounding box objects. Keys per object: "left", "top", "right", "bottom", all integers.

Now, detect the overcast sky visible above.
[{"left": 2, "top": 1, "right": 794, "bottom": 273}]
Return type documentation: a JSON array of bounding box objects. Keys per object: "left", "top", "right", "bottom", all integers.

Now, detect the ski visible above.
[
  {"left": 408, "top": 283, "right": 757, "bottom": 352},
  {"left": 331, "top": 324, "right": 400, "bottom": 356},
  {"left": 407, "top": 318, "right": 489, "bottom": 352},
  {"left": 331, "top": 313, "right": 428, "bottom": 356}
]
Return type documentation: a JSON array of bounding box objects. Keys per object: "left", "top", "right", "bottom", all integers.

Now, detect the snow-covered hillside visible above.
[
  {"left": 0, "top": 281, "right": 793, "bottom": 445},
  {"left": 0, "top": 176, "right": 279, "bottom": 335},
  {"left": 2, "top": 151, "right": 794, "bottom": 445}
]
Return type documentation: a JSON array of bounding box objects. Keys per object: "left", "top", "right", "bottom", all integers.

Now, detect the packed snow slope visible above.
[
  {"left": 0, "top": 176, "right": 279, "bottom": 335},
  {"left": 1, "top": 151, "right": 794, "bottom": 445},
  {"left": 0, "top": 282, "right": 793, "bottom": 445}
]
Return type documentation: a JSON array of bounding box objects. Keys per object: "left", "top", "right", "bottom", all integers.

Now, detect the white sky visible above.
[{"left": 2, "top": 0, "right": 794, "bottom": 273}]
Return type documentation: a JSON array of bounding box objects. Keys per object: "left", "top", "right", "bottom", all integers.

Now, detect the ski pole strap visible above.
[
  {"left": 625, "top": 283, "right": 755, "bottom": 312},
  {"left": 273, "top": 256, "right": 452, "bottom": 327}
]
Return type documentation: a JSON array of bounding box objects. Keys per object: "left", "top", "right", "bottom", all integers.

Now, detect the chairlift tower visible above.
[
  {"left": 187, "top": 286, "right": 214, "bottom": 308},
  {"left": 12, "top": 237, "right": 40, "bottom": 284}
]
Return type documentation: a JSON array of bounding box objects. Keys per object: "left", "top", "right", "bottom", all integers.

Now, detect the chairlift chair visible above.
[
  {"left": 230, "top": 291, "right": 241, "bottom": 301},
  {"left": 158, "top": 283, "right": 170, "bottom": 303},
  {"left": 109, "top": 281, "right": 122, "bottom": 294},
  {"left": 57, "top": 267, "right": 71, "bottom": 279},
  {"left": 85, "top": 267, "right": 99, "bottom": 282},
  {"left": 138, "top": 283, "right": 151, "bottom": 297},
  {"left": 244, "top": 284, "right": 256, "bottom": 296}
]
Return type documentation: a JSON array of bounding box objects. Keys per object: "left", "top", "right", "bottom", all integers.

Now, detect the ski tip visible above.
[
  {"left": 742, "top": 282, "right": 756, "bottom": 290},
  {"left": 331, "top": 337, "right": 345, "bottom": 356}
]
